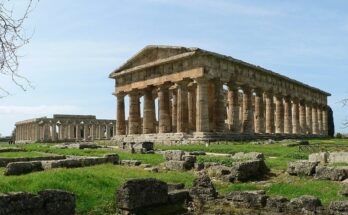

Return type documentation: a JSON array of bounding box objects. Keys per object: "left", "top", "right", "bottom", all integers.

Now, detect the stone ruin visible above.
[
  {"left": 116, "top": 175, "right": 348, "bottom": 215},
  {"left": 287, "top": 151, "right": 348, "bottom": 182},
  {"left": 0, "top": 189, "right": 75, "bottom": 215},
  {"left": 118, "top": 141, "right": 154, "bottom": 154},
  {"left": 111, "top": 45, "right": 331, "bottom": 144}
]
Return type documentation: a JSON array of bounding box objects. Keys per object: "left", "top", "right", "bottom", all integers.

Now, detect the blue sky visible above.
[{"left": 0, "top": 0, "right": 347, "bottom": 135}]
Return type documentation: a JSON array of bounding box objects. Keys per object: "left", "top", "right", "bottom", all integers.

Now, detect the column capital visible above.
[{"left": 176, "top": 78, "right": 191, "bottom": 87}]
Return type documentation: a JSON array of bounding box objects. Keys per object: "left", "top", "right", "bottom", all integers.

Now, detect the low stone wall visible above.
[
  {"left": 310, "top": 152, "right": 348, "bottom": 164},
  {"left": 118, "top": 142, "right": 154, "bottom": 154},
  {"left": 52, "top": 143, "right": 105, "bottom": 149},
  {"left": 0, "top": 155, "right": 66, "bottom": 167},
  {"left": 163, "top": 150, "right": 196, "bottom": 171},
  {"left": 0, "top": 189, "right": 75, "bottom": 215},
  {"left": 4, "top": 154, "right": 119, "bottom": 176}
]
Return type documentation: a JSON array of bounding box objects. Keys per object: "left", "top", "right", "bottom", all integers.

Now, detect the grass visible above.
[
  {"left": 196, "top": 155, "right": 238, "bottom": 167},
  {"left": 0, "top": 164, "right": 195, "bottom": 214},
  {"left": 0, "top": 151, "right": 54, "bottom": 158}
]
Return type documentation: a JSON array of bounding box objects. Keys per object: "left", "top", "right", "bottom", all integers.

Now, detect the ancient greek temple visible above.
[
  {"left": 15, "top": 114, "right": 116, "bottom": 143},
  {"left": 109, "top": 45, "right": 331, "bottom": 143}
]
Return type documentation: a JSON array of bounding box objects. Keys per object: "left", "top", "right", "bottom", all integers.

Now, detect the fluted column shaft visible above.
[
  {"left": 129, "top": 92, "right": 141, "bottom": 134},
  {"left": 177, "top": 81, "right": 189, "bottom": 133},
  {"left": 322, "top": 106, "right": 328, "bottom": 136},
  {"left": 242, "top": 86, "right": 253, "bottom": 134},
  {"left": 116, "top": 93, "right": 126, "bottom": 135},
  {"left": 292, "top": 99, "right": 300, "bottom": 134},
  {"left": 188, "top": 85, "right": 196, "bottom": 132},
  {"left": 306, "top": 104, "right": 312, "bottom": 134},
  {"left": 158, "top": 86, "right": 172, "bottom": 133},
  {"left": 143, "top": 88, "right": 156, "bottom": 134},
  {"left": 84, "top": 125, "right": 89, "bottom": 140},
  {"left": 171, "top": 92, "right": 177, "bottom": 132},
  {"left": 254, "top": 89, "right": 264, "bottom": 133},
  {"left": 284, "top": 96, "right": 292, "bottom": 134},
  {"left": 214, "top": 80, "right": 225, "bottom": 132},
  {"left": 196, "top": 78, "right": 210, "bottom": 132},
  {"left": 52, "top": 123, "right": 57, "bottom": 141},
  {"left": 312, "top": 104, "right": 319, "bottom": 134},
  {"left": 76, "top": 124, "right": 80, "bottom": 140},
  {"left": 227, "top": 84, "right": 240, "bottom": 132},
  {"left": 275, "top": 95, "right": 284, "bottom": 134},
  {"left": 299, "top": 101, "right": 306, "bottom": 134},
  {"left": 265, "top": 91, "right": 274, "bottom": 134},
  {"left": 317, "top": 105, "right": 323, "bottom": 135}
]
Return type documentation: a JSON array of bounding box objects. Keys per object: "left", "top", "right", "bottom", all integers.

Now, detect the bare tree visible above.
[{"left": 0, "top": 0, "right": 35, "bottom": 98}]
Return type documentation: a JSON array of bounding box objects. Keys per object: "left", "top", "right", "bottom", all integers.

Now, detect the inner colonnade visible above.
[
  {"left": 15, "top": 114, "right": 116, "bottom": 143},
  {"left": 110, "top": 45, "right": 330, "bottom": 141}
]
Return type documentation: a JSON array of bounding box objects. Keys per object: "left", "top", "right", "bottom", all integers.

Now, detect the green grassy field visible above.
[{"left": 0, "top": 139, "right": 347, "bottom": 214}]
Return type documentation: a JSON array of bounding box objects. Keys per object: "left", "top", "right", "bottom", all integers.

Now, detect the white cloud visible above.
[{"left": 0, "top": 105, "right": 80, "bottom": 115}]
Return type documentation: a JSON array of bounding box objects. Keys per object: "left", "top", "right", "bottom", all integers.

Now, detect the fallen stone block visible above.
[
  {"left": 38, "top": 189, "right": 75, "bottom": 215},
  {"left": 104, "top": 154, "right": 119, "bottom": 164},
  {"left": 0, "top": 155, "right": 66, "bottom": 167},
  {"left": 229, "top": 159, "right": 268, "bottom": 182},
  {"left": 266, "top": 196, "right": 289, "bottom": 212},
  {"left": 328, "top": 152, "right": 348, "bottom": 164},
  {"left": 164, "top": 150, "right": 185, "bottom": 161},
  {"left": 328, "top": 201, "right": 348, "bottom": 215},
  {"left": 287, "top": 195, "right": 323, "bottom": 213},
  {"left": 168, "top": 190, "right": 189, "bottom": 204},
  {"left": 116, "top": 178, "right": 168, "bottom": 211},
  {"left": 4, "top": 161, "right": 43, "bottom": 176},
  {"left": 315, "top": 166, "right": 348, "bottom": 181},
  {"left": 121, "top": 160, "right": 141, "bottom": 166},
  {"left": 190, "top": 175, "right": 217, "bottom": 201},
  {"left": 287, "top": 160, "right": 319, "bottom": 176},
  {"left": 309, "top": 152, "right": 329, "bottom": 164},
  {"left": 225, "top": 190, "right": 267, "bottom": 209},
  {"left": 165, "top": 160, "right": 194, "bottom": 171}
]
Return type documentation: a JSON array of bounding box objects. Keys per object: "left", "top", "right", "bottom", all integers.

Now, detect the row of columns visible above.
[
  {"left": 116, "top": 78, "right": 328, "bottom": 136},
  {"left": 16, "top": 122, "right": 116, "bottom": 142}
]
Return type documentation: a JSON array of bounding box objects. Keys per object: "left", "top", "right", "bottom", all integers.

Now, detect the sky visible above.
[{"left": 0, "top": 0, "right": 347, "bottom": 136}]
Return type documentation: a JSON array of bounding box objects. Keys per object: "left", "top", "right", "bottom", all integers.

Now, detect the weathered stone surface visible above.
[
  {"left": 119, "top": 142, "right": 154, "bottom": 154},
  {"left": 190, "top": 175, "right": 217, "bottom": 201},
  {"left": 340, "top": 186, "right": 348, "bottom": 197},
  {"left": 0, "top": 155, "right": 66, "bottom": 167},
  {"left": 194, "top": 162, "right": 205, "bottom": 171},
  {"left": 0, "top": 189, "right": 75, "bottom": 215},
  {"left": 38, "top": 189, "right": 75, "bottom": 215},
  {"left": 4, "top": 161, "right": 43, "bottom": 176},
  {"left": 165, "top": 160, "right": 187, "bottom": 171},
  {"left": 116, "top": 178, "right": 168, "bottom": 211},
  {"left": 328, "top": 152, "right": 348, "bottom": 164},
  {"left": 164, "top": 150, "right": 185, "bottom": 161},
  {"left": 225, "top": 190, "right": 267, "bottom": 209},
  {"left": 188, "top": 151, "right": 206, "bottom": 156},
  {"left": 231, "top": 152, "right": 264, "bottom": 161},
  {"left": 309, "top": 152, "right": 329, "bottom": 164},
  {"left": 315, "top": 166, "right": 348, "bottom": 181},
  {"left": 168, "top": 183, "right": 185, "bottom": 191},
  {"left": 120, "top": 160, "right": 141, "bottom": 166},
  {"left": 328, "top": 201, "right": 348, "bottom": 215},
  {"left": 287, "top": 195, "right": 323, "bottom": 213},
  {"left": 168, "top": 190, "right": 189, "bottom": 204},
  {"left": 266, "top": 196, "right": 289, "bottom": 212},
  {"left": 104, "top": 154, "right": 120, "bottom": 164},
  {"left": 287, "top": 160, "right": 319, "bottom": 176},
  {"left": 229, "top": 160, "right": 268, "bottom": 182}
]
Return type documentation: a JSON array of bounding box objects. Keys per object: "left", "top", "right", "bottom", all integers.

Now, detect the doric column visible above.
[
  {"left": 158, "top": 85, "right": 172, "bottom": 133},
  {"left": 51, "top": 123, "right": 57, "bottom": 141},
  {"left": 284, "top": 96, "right": 292, "bottom": 134},
  {"left": 188, "top": 84, "right": 197, "bottom": 132},
  {"left": 143, "top": 87, "right": 156, "bottom": 134},
  {"left": 90, "top": 124, "right": 95, "bottom": 140},
  {"left": 227, "top": 83, "right": 240, "bottom": 132},
  {"left": 317, "top": 105, "right": 323, "bottom": 135},
  {"left": 128, "top": 91, "right": 141, "bottom": 134},
  {"left": 306, "top": 103, "right": 312, "bottom": 134},
  {"left": 214, "top": 80, "right": 225, "bottom": 132},
  {"left": 84, "top": 124, "right": 89, "bottom": 140},
  {"left": 322, "top": 105, "right": 328, "bottom": 136},
  {"left": 44, "top": 123, "right": 50, "bottom": 141},
  {"left": 292, "top": 98, "right": 300, "bottom": 134},
  {"left": 99, "top": 124, "right": 103, "bottom": 139},
  {"left": 116, "top": 93, "right": 126, "bottom": 135},
  {"left": 299, "top": 100, "right": 306, "bottom": 134},
  {"left": 241, "top": 86, "right": 253, "bottom": 134},
  {"left": 195, "top": 77, "right": 210, "bottom": 132},
  {"left": 254, "top": 89, "right": 265, "bottom": 133},
  {"left": 275, "top": 95, "right": 284, "bottom": 134},
  {"left": 265, "top": 91, "right": 274, "bottom": 134},
  {"left": 171, "top": 91, "right": 177, "bottom": 132},
  {"left": 106, "top": 124, "right": 110, "bottom": 139},
  {"left": 76, "top": 124, "right": 80, "bottom": 140},
  {"left": 312, "top": 104, "right": 318, "bottom": 134},
  {"left": 176, "top": 80, "right": 189, "bottom": 133}
]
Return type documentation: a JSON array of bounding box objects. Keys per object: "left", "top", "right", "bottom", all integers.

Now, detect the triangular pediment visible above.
[{"left": 113, "top": 45, "right": 197, "bottom": 73}]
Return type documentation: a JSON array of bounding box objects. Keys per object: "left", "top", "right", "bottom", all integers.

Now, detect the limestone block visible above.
[
  {"left": 315, "top": 166, "right": 348, "bottom": 181},
  {"left": 328, "top": 201, "right": 348, "bottom": 215},
  {"left": 287, "top": 160, "right": 319, "bottom": 176},
  {"left": 225, "top": 190, "right": 267, "bottom": 209},
  {"left": 328, "top": 152, "right": 348, "bottom": 164},
  {"left": 309, "top": 152, "right": 329, "bottom": 164},
  {"left": 4, "top": 161, "right": 43, "bottom": 176},
  {"left": 168, "top": 190, "right": 189, "bottom": 204},
  {"left": 163, "top": 150, "right": 185, "bottom": 161},
  {"left": 116, "top": 178, "right": 168, "bottom": 211},
  {"left": 266, "top": 196, "right": 289, "bottom": 213},
  {"left": 286, "top": 195, "right": 323, "bottom": 214}
]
